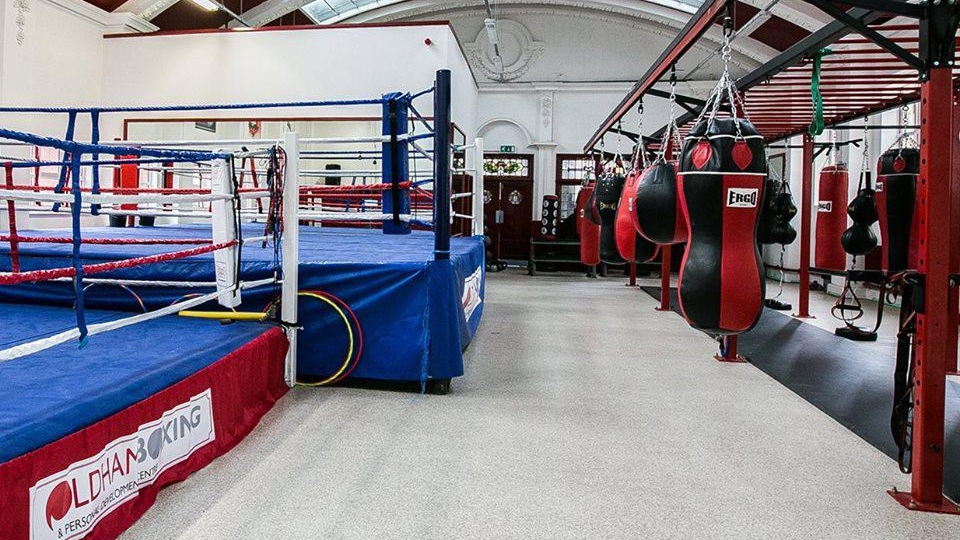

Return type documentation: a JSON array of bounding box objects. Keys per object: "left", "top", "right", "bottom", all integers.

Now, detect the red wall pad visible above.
[
  {"left": 814, "top": 165, "right": 849, "bottom": 271},
  {"left": 0, "top": 329, "right": 289, "bottom": 540},
  {"left": 677, "top": 118, "right": 766, "bottom": 334},
  {"left": 875, "top": 148, "right": 920, "bottom": 273}
]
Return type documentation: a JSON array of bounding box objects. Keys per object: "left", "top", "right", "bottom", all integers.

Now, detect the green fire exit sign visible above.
[{"left": 500, "top": 145, "right": 516, "bottom": 153}]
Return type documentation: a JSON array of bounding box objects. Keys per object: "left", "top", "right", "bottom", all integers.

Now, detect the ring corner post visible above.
[
  {"left": 381, "top": 92, "right": 412, "bottom": 235},
  {"left": 433, "top": 69, "right": 452, "bottom": 261},
  {"left": 473, "top": 136, "right": 485, "bottom": 237},
  {"left": 282, "top": 131, "right": 301, "bottom": 388}
]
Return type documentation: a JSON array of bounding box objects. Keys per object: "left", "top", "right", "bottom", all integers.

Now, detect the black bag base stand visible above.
[
  {"left": 764, "top": 299, "right": 792, "bottom": 311},
  {"left": 835, "top": 325, "right": 879, "bottom": 341}
]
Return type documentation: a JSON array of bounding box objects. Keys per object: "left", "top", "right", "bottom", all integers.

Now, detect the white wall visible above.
[{"left": 99, "top": 24, "right": 478, "bottom": 142}]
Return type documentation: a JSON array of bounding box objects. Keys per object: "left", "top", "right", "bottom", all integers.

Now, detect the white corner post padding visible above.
[
  {"left": 282, "top": 132, "right": 301, "bottom": 387},
  {"left": 210, "top": 158, "right": 241, "bottom": 308},
  {"left": 472, "top": 137, "right": 485, "bottom": 237}
]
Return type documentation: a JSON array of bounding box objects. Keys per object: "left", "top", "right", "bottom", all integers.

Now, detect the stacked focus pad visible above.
[
  {"left": 576, "top": 182, "right": 601, "bottom": 266},
  {"left": 540, "top": 195, "right": 560, "bottom": 240},
  {"left": 593, "top": 173, "right": 627, "bottom": 264},
  {"left": 814, "top": 165, "right": 849, "bottom": 270},
  {"left": 615, "top": 169, "right": 659, "bottom": 262},
  {"left": 841, "top": 173, "right": 880, "bottom": 256},
  {"left": 678, "top": 118, "right": 767, "bottom": 334},
  {"left": 633, "top": 160, "right": 688, "bottom": 244},
  {"left": 876, "top": 148, "right": 920, "bottom": 272},
  {"left": 757, "top": 178, "right": 797, "bottom": 245}
]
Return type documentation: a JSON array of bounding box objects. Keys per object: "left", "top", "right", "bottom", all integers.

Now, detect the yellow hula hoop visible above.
[{"left": 293, "top": 292, "right": 355, "bottom": 387}]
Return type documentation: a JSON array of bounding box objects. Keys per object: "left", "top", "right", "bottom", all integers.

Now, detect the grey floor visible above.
[{"left": 122, "top": 270, "right": 960, "bottom": 539}]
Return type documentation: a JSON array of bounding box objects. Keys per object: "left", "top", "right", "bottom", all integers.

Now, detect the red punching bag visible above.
[
  {"left": 678, "top": 118, "right": 766, "bottom": 334},
  {"left": 576, "top": 182, "right": 600, "bottom": 266},
  {"left": 814, "top": 165, "right": 848, "bottom": 271},
  {"left": 876, "top": 148, "right": 920, "bottom": 273},
  {"left": 615, "top": 169, "right": 659, "bottom": 262}
]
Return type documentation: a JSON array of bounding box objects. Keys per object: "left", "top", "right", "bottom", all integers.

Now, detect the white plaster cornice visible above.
[{"left": 41, "top": 0, "right": 157, "bottom": 32}]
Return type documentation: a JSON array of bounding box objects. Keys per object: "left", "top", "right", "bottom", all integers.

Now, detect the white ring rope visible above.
[{"left": 0, "top": 276, "right": 276, "bottom": 362}]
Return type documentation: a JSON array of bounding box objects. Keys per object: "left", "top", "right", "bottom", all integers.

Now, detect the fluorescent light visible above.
[{"left": 189, "top": 0, "right": 220, "bottom": 11}]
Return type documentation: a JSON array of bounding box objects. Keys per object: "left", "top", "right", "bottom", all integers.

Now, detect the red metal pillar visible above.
[
  {"left": 657, "top": 245, "right": 672, "bottom": 311},
  {"left": 628, "top": 261, "right": 638, "bottom": 287},
  {"left": 889, "top": 67, "right": 960, "bottom": 514},
  {"left": 948, "top": 94, "right": 960, "bottom": 375},
  {"left": 714, "top": 335, "right": 747, "bottom": 363},
  {"left": 794, "top": 133, "right": 814, "bottom": 318}
]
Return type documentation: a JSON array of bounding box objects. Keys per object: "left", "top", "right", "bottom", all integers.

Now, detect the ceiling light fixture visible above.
[{"left": 188, "top": 0, "right": 220, "bottom": 11}]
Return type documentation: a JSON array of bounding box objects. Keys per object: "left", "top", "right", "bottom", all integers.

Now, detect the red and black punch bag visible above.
[
  {"left": 633, "top": 160, "right": 688, "bottom": 245},
  {"left": 678, "top": 118, "right": 766, "bottom": 334},
  {"left": 876, "top": 148, "right": 920, "bottom": 273},
  {"left": 615, "top": 169, "right": 660, "bottom": 262},
  {"left": 576, "top": 182, "right": 600, "bottom": 266},
  {"left": 814, "top": 165, "right": 849, "bottom": 271}
]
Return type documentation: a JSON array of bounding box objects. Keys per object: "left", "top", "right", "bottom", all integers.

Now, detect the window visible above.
[
  {"left": 555, "top": 154, "right": 598, "bottom": 219},
  {"left": 483, "top": 155, "right": 531, "bottom": 178}
]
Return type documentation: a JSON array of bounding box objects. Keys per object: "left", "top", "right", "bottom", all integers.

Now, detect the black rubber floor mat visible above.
[{"left": 641, "top": 286, "right": 960, "bottom": 501}]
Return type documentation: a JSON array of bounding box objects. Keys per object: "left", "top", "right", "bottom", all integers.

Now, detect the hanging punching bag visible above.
[
  {"left": 876, "top": 148, "right": 920, "bottom": 273},
  {"left": 678, "top": 118, "right": 767, "bottom": 334},
  {"left": 814, "top": 165, "right": 849, "bottom": 271},
  {"left": 615, "top": 169, "right": 659, "bottom": 262},
  {"left": 633, "top": 160, "right": 688, "bottom": 245},
  {"left": 594, "top": 173, "right": 627, "bottom": 264},
  {"left": 577, "top": 182, "right": 600, "bottom": 266}
]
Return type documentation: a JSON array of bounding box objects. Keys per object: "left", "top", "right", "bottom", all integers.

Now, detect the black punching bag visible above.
[
  {"left": 593, "top": 172, "right": 626, "bottom": 264},
  {"left": 876, "top": 148, "right": 920, "bottom": 272},
  {"left": 633, "top": 160, "right": 688, "bottom": 245},
  {"left": 841, "top": 171, "right": 879, "bottom": 256},
  {"left": 678, "top": 118, "right": 767, "bottom": 334}
]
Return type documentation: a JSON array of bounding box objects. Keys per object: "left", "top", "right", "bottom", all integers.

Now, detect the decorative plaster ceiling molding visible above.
[
  {"left": 40, "top": 0, "right": 157, "bottom": 32},
  {"left": 339, "top": 0, "right": 694, "bottom": 28},
  {"left": 463, "top": 19, "right": 545, "bottom": 82},
  {"left": 115, "top": 0, "right": 176, "bottom": 21},
  {"left": 241, "top": 0, "right": 316, "bottom": 27},
  {"left": 446, "top": 7, "right": 768, "bottom": 74}
]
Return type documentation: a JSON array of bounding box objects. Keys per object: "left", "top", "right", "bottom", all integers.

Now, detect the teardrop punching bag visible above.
[
  {"left": 615, "top": 169, "right": 660, "bottom": 262},
  {"left": 594, "top": 173, "right": 627, "bottom": 264},
  {"left": 576, "top": 182, "right": 600, "bottom": 266},
  {"left": 633, "top": 160, "right": 688, "bottom": 245},
  {"left": 875, "top": 148, "right": 920, "bottom": 273},
  {"left": 814, "top": 165, "right": 849, "bottom": 271},
  {"left": 678, "top": 118, "right": 767, "bottom": 334}
]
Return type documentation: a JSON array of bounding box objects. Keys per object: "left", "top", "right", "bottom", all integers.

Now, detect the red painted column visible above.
[
  {"left": 794, "top": 133, "right": 814, "bottom": 318},
  {"left": 948, "top": 96, "right": 960, "bottom": 375},
  {"left": 658, "top": 245, "right": 672, "bottom": 311},
  {"left": 628, "top": 261, "right": 637, "bottom": 287},
  {"left": 898, "top": 68, "right": 956, "bottom": 511}
]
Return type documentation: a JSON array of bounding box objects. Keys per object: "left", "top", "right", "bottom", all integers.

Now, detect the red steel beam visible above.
[{"left": 584, "top": 0, "right": 726, "bottom": 150}]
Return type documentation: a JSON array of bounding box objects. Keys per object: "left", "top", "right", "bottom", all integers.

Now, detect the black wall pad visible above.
[{"left": 640, "top": 286, "right": 960, "bottom": 501}]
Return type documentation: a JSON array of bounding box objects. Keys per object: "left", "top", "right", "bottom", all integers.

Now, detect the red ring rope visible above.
[
  {"left": 5, "top": 162, "right": 20, "bottom": 272},
  {"left": 0, "top": 240, "right": 236, "bottom": 286},
  {"left": 0, "top": 235, "right": 213, "bottom": 245}
]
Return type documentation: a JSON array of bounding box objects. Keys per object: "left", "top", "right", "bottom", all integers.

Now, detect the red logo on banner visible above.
[
  {"left": 732, "top": 141, "right": 753, "bottom": 170},
  {"left": 691, "top": 141, "right": 712, "bottom": 169},
  {"left": 893, "top": 155, "right": 906, "bottom": 173},
  {"left": 45, "top": 482, "right": 72, "bottom": 529}
]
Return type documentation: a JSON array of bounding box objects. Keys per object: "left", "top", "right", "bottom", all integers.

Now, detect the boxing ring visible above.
[{"left": 0, "top": 70, "right": 482, "bottom": 539}]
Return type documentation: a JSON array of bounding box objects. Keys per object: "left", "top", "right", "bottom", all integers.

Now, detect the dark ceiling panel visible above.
[
  {"left": 751, "top": 17, "right": 811, "bottom": 51},
  {"left": 85, "top": 0, "right": 127, "bottom": 12},
  {"left": 150, "top": 0, "right": 270, "bottom": 31}
]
